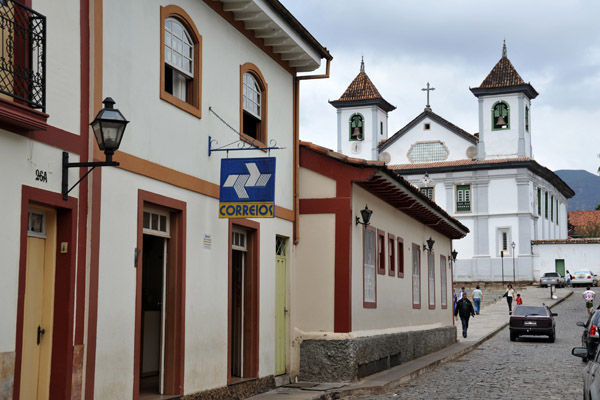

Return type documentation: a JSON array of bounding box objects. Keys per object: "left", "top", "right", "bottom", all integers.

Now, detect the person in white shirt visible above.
[
  {"left": 583, "top": 287, "right": 596, "bottom": 316},
  {"left": 472, "top": 286, "right": 483, "bottom": 315},
  {"left": 504, "top": 284, "right": 515, "bottom": 314}
]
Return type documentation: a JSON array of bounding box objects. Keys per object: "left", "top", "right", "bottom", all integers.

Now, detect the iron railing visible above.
[{"left": 0, "top": 0, "right": 46, "bottom": 111}]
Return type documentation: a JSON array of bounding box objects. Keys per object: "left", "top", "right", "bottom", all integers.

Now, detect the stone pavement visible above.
[{"left": 248, "top": 285, "right": 574, "bottom": 400}]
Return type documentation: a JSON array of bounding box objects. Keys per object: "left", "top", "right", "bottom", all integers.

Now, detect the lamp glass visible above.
[{"left": 360, "top": 206, "right": 372, "bottom": 225}]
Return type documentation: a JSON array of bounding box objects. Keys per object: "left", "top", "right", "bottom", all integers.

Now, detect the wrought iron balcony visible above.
[{"left": 0, "top": 0, "right": 46, "bottom": 112}]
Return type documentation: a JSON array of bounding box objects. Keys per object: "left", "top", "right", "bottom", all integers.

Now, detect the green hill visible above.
[{"left": 555, "top": 170, "right": 600, "bottom": 211}]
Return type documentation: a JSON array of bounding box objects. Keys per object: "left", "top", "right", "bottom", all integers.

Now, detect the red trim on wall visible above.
[
  {"left": 428, "top": 251, "right": 436, "bottom": 310},
  {"left": 227, "top": 219, "right": 260, "bottom": 384},
  {"left": 0, "top": 97, "right": 48, "bottom": 132},
  {"left": 397, "top": 237, "right": 404, "bottom": 278},
  {"left": 134, "top": 190, "right": 187, "bottom": 398},
  {"left": 388, "top": 233, "right": 395, "bottom": 277},
  {"left": 440, "top": 255, "right": 448, "bottom": 309},
  {"left": 376, "top": 229, "right": 385, "bottom": 275},
  {"left": 362, "top": 225, "right": 377, "bottom": 309},
  {"left": 412, "top": 243, "right": 421, "bottom": 309},
  {"left": 14, "top": 186, "right": 77, "bottom": 400}
]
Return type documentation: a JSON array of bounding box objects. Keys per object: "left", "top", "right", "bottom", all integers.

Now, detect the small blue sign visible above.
[{"left": 219, "top": 157, "right": 276, "bottom": 218}]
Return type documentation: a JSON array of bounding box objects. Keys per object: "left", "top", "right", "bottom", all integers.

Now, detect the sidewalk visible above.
[{"left": 249, "top": 286, "right": 573, "bottom": 400}]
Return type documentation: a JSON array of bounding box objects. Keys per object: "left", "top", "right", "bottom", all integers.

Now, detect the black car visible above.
[
  {"left": 577, "top": 309, "right": 600, "bottom": 361},
  {"left": 509, "top": 304, "right": 557, "bottom": 342}
]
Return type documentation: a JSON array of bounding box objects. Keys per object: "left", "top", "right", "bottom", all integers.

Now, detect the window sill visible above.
[
  {"left": 0, "top": 97, "right": 48, "bottom": 132},
  {"left": 160, "top": 90, "right": 201, "bottom": 119}
]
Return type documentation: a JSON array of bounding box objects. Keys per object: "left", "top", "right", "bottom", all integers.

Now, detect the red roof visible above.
[{"left": 569, "top": 210, "right": 600, "bottom": 237}]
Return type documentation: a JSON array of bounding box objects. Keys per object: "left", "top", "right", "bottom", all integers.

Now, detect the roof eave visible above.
[
  {"left": 329, "top": 98, "right": 396, "bottom": 112},
  {"left": 470, "top": 84, "right": 539, "bottom": 100}
]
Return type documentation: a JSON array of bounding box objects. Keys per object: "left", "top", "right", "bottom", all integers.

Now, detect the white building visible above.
[
  {"left": 0, "top": 1, "right": 332, "bottom": 399},
  {"left": 330, "top": 43, "right": 574, "bottom": 282}
]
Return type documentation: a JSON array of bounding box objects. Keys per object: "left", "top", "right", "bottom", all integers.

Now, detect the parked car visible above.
[
  {"left": 509, "top": 304, "right": 557, "bottom": 342},
  {"left": 577, "top": 310, "right": 600, "bottom": 361},
  {"left": 572, "top": 270, "right": 599, "bottom": 287},
  {"left": 539, "top": 272, "right": 565, "bottom": 288},
  {"left": 572, "top": 345, "right": 600, "bottom": 399}
]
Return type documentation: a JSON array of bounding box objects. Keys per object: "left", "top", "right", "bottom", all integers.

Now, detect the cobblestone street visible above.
[{"left": 350, "top": 291, "right": 586, "bottom": 399}]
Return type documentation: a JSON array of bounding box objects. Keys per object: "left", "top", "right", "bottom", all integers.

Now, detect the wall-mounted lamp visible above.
[
  {"left": 62, "top": 98, "right": 129, "bottom": 200},
  {"left": 423, "top": 236, "right": 435, "bottom": 252},
  {"left": 355, "top": 204, "right": 373, "bottom": 226},
  {"left": 450, "top": 249, "right": 458, "bottom": 263}
]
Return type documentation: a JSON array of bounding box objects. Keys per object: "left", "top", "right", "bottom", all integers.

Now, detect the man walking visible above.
[
  {"left": 454, "top": 292, "right": 475, "bottom": 338},
  {"left": 472, "top": 285, "right": 483, "bottom": 315},
  {"left": 583, "top": 286, "right": 596, "bottom": 316}
]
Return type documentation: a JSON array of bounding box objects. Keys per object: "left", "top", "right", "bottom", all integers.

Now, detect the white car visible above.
[
  {"left": 572, "top": 270, "right": 599, "bottom": 288},
  {"left": 573, "top": 346, "right": 600, "bottom": 399}
]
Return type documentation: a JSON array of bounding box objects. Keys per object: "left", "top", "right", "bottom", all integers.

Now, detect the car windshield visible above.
[{"left": 512, "top": 306, "right": 546, "bottom": 316}]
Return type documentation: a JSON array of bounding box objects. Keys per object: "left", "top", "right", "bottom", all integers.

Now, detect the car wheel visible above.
[
  {"left": 549, "top": 330, "right": 555, "bottom": 343},
  {"left": 510, "top": 331, "right": 517, "bottom": 341}
]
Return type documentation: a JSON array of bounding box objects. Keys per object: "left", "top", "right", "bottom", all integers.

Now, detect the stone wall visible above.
[{"left": 299, "top": 326, "right": 456, "bottom": 382}]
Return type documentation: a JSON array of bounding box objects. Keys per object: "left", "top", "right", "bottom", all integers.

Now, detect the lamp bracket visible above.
[{"left": 62, "top": 151, "right": 119, "bottom": 200}]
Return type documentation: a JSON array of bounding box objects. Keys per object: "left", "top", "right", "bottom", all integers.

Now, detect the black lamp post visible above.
[
  {"left": 511, "top": 242, "right": 516, "bottom": 284},
  {"left": 62, "top": 97, "right": 129, "bottom": 200},
  {"left": 356, "top": 204, "right": 373, "bottom": 226}
]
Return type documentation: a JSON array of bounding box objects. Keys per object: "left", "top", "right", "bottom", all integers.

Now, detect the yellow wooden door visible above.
[
  {"left": 20, "top": 207, "right": 56, "bottom": 400},
  {"left": 274, "top": 236, "right": 287, "bottom": 375}
]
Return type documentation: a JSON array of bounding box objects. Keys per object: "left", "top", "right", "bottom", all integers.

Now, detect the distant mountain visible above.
[{"left": 555, "top": 170, "right": 600, "bottom": 211}]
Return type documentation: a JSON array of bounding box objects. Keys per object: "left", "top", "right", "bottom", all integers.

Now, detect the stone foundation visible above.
[
  {"left": 182, "top": 376, "right": 275, "bottom": 400},
  {"left": 299, "top": 326, "right": 456, "bottom": 382}
]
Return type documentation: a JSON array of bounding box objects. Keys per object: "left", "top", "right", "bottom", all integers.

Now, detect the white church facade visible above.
[{"left": 330, "top": 45, "right": 574, "bottom": 282}]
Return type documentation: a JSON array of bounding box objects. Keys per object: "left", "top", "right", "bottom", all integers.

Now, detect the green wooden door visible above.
[
  {"left": 555, "top": 259, "right": 565, "bottom": 276},
  {"left": 275, "top": 237, "right": 287, "bottom": 375}
]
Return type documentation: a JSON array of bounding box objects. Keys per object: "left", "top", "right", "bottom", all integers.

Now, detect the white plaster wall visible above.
[
  {"left": 34, "top": 0, "right": 81, "bottom": 134},
  {"left": 479, "top": 93, "right": 529, "bottom": 160},
  {"left": 299, "top": 168, "right": 336, "bottom": 198},
  {"left": 294, "top": 214, "right": 336, "bottom": 332},
  {"left": 385, "top": 117, "right": 474, "bottom": 165},
  {"left": 102, "top": 0, "right": 296, "bottom": 210},
  {"left": 533, "top": 243, "right": 600, "bottom": 279},
  {"left": 337, "top": 105, "right": 382, "bottom": 161},
  {"left": 488, "top": 176, "right": 518, "bottom": 214},
  {"left": 351, "top": 187, "right": 454, "bottom": 332}
]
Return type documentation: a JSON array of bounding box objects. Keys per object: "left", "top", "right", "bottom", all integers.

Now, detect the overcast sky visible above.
[{"left": 279, "top": 0, "right": 600, "bottom": 174}]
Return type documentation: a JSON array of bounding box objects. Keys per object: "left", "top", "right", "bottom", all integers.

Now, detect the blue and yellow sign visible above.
[{"left": 219, "top": 157, "right": 276, "bottom": 218}]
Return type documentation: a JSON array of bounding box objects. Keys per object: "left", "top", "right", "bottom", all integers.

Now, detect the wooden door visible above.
[
  {"left": 274, "top": 236, "right": 287, "bottom": 375},
  {"left": 20, "top": 207, "right": 56, "bottom": 400}
]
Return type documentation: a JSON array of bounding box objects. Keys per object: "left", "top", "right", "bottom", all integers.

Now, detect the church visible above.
[{"left": 329, "top": 44, "right": 574, "bottom": 282}]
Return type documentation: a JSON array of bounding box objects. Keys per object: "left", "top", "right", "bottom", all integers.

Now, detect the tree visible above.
[{"left": 596, "top": 203, "right": 600, "bottom": 210}]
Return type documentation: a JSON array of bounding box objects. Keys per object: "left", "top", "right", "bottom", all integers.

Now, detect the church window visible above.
[
  {"left": 380, "top": 121, "right": 383, "bottom": 136},
  {"left": 544, "top": 192, "right": 548, "bottom": 219},
  {"left": 412, "top": 244, "right": 421, "bottom": 308},
  {"left": 537, "top": 187, "right": 541, "bottom": 215},
  {"left": 492, "top": 101, "right": 510, "bottom": 130},
  {"left": 525, "top": 106, "right": 529, "bottom": 132},
  {"left": 349, "top": 113, "right": 364, "bottom": 141},
  {"left": 498, "top": 228, "right": 510, "bottom": 256},
  {"left": 407, "top": 141, "right": 449, "bottom": 163},
  {"left": 551, "top": 195, "right": 554, "bottom": 222},
  {"left": 363, "top": 225, "right": 376, "bottom": 307},
  {"left": 160, "top": 6, "right": 202, "bottom": 118},
  {"left": 456, "top": 184, "right": 471, "bottom": 212},
  {"left": 556, "top": 200, "right": 559, "bottom": 225},
  {"left": 424, "top": 123, "right": 431, "bottom": 130},
  {"left": 420, "top": 187, "right": 434, "bottom": 200},
  {"left": 241, "top": 63, "right": 268, "bottom": 144}
]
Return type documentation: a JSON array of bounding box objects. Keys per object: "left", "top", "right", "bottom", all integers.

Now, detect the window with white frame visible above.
[
  {"left": 440, "top": 256, "right": 447, "bottom": 308},
  {"left": 456, "top": 184, "right": 471, "bottom": 212},
  {"left": 412, "top": 244, "right": 421, "bottom": 307},
  {"left": 241, "top": 64, "right": 267, "bottom": 144},
  {"left": 420, "top": 187, "right": 434, "bottom": 200},
  {"left": 363, "top": 227, "right": 376, "bottom": 306},
  {"left": 143, "top": 208, "right": 170, "bottom": 237},
  {"left": 164, "top": 18, "right": 193, "bottom": 102}
]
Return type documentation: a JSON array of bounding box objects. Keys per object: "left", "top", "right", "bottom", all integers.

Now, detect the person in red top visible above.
[{"left": 515, "top": 293, "right": 523, "bottom": 305}]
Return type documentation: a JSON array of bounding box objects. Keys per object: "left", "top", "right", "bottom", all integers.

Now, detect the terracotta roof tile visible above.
[
  {"left": 477, "top": 56, "right": 526, "bottom": 89},
  {"left": 569, "top": 211, "right": 600, "bottom": 237},
  {"left": 388, "top": 157, "right": 532, "bottom": 170}
]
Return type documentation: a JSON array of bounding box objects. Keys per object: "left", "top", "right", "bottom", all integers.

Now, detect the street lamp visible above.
[
  {"left": 356, "top": 204, "right": 373, "bottom": 226},
  {"left": 62, "top": 97, "right": 129, "bottom": 200},
  {"left": 511, "top": 242, "right": 516, "bottom": 284},
  {"left": 423, "top": 237, "right": 435, "bottom": 253}
]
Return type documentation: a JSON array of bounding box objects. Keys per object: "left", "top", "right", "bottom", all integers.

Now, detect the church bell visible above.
[
  {"left": 495, "top": 115, "right": 507, "bottom": 126},
  {"left": 352, "top": 126, "right": 362, "bottom": 140}
]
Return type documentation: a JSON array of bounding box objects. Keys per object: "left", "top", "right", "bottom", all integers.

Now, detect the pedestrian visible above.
[
  {"left": 583, "top": 286, "right": 596, "bottom": 316},
  {"left": 504, "top": 284, "right": 515, "bottom": 314},
  {"left": 458, "top": 286, "right": 467, "bottom": 300},
  {"left": 452, "top": 288, "right": 458, "bottom": 316},
  {"left": 472, "top": 285, "right": 483, "bottom": 315},
  {"left": 515, "top": 293, "right": 523, "bottom": 305},
  {"left": 454, "top": 292, "right": 475, "bottom": 338},
  {"left": 566, "top": 270, "right": 572, "bottom": 288}
]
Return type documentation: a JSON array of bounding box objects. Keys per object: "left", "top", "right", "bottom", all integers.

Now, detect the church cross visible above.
[{"left": 421, "top": 82, "right": 435, "bottom": 111}]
